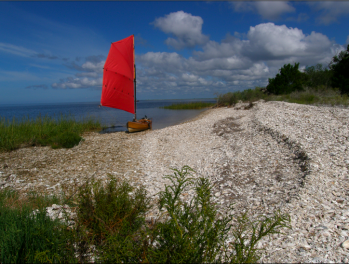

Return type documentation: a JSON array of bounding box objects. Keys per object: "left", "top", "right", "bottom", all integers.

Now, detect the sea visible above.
[{"left": 0, "top": 99, "right": 216, "bottom": 133}]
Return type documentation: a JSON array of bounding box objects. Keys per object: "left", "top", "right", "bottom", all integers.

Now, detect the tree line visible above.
[{"left": 266, "top": 44, "right": 349, "bottom": 95}]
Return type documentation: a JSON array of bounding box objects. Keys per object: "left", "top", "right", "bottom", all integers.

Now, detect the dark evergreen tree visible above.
[
  {"left": 329, "top": 44, "right": 349, "bottom": 95},
  {"left": 266, "top": 63, "right": 307, "bottom": 95}
]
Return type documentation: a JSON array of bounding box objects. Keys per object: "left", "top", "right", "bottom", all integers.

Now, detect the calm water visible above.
[{"left": 0, "top": 99, "right": 215, "bottom": 132}]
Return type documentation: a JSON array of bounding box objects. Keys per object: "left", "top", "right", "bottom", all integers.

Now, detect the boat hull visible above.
[{"left": 127, "top": 119, "right": 152, "bottom": 133}]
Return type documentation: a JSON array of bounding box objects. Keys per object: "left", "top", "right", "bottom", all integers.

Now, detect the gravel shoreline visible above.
[
  {"left": 138, "top": 100, "right": 349, "bottom": 263},
  {"left": 1, "top": 100, "right": 349, "bottom": 262}
]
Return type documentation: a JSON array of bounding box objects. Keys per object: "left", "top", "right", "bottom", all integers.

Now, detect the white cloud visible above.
[
  {"left": 49, "top": 19, "right": 342, "bottom": 98},
  {"left": 308, "top": 2, "right": 349, "bottom": 25},
  {"left": 135, "top": 22, "right": 341, "bottom": 97},
  {"left": 243, "top": 23, "right": 333, "bottom": 64},
  {"left": 51, "top": 56, "right": 105, "bottom": 89},
  {"left": 232, "top": 1, "right": 295, "bottom": 20},
  {"left": 81, "top": 61, "right": 104, "bottom": 73},
  {"left": 52, "top": 76, "right": 102, "bottom": 89},
  {"left": 152, "top": 11, "right": 209, "bottom": 49}
]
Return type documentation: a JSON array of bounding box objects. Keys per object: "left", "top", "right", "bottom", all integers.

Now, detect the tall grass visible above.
[
  {"left": 0, "top": 166, "right": 291, "bottom": 263},
  {"left": 160, "top": 101, "right": 215, "bottom": 110},
  {"left": 269, "top": 86, "right": 349, "bottom": 106},
  {"left": 0, "top": 114, "right": 101, "bottom": 152}
]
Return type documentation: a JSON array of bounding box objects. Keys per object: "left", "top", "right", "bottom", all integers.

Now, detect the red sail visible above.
[{"left": 101, "top": 35, "right": 135, "bottom": 114}]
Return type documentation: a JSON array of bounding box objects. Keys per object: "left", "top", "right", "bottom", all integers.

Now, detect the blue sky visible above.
[{"left": 0, "top": 1, "right": 348, "bottom": 105}]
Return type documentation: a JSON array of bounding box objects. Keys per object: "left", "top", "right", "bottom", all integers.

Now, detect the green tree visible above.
[
  {"left": 304, "top": 63, "right": 332, "bottom": 88},
  {"left": 266, "top": 63, "right": 307, "bottom": 95},
  {"left": 329, "top": 44, "right": 349, "bottom": 95}
]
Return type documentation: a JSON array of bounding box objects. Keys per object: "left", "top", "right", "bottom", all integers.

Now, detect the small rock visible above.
[
  {"left": 51, "top": 204, "right": 60, "bottom": 210},
  {"left": 340, "top": 231, "right": 348, "bottom": 237},
  {"left": 341, "top": 240, "right": 349, "bottom": 249},
  {"left": 299, "top": 242, "right": 312, "bottom": 250},
  {"left": 215, "top": 192, "right": 221, "bottom": 197},
  {"left": 315, "top": 225, "right": 328, "bottom": 230}
]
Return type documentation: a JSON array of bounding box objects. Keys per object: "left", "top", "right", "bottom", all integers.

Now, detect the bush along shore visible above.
[
  {"left": 217, "top": 44, "right": 349, "bottom": 107},
  {"left": 0, "top": 114, "right": 102, "bottom": 152},
  {"left": 0, "top": 166, "right": 290, "bottom": 263},
  {"left": 160, "top": 101, "right": 215, "bottom": 110}
]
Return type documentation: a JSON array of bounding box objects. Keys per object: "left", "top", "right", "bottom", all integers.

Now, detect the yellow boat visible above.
[{"left": 127, "top": 117, "right": 152, "bottom": 133}]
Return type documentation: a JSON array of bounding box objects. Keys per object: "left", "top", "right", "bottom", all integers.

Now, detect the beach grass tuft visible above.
[{"left": 0, "top": 114, "right": 101, "bottom": 152}]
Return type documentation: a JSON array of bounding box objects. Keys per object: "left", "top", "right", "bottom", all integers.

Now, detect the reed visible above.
[
  {"left": 160, "top": 101, "right": 215, "bottom": 110},
  {"left": 0, "top": 114, "right": 102, "bottom": 152}
]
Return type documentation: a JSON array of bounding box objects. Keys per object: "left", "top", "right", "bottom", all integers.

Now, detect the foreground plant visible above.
[
  {"left": 1, "top": 166, "right": 291, "bottom": 263},
  {"left": 0, "top": 190, "right": 76, "bottom": 263},
  {"left": 75, "top": 175, "right": 151, "bottom": 263}
]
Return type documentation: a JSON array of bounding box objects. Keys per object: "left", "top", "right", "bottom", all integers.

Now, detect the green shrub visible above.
[
  {"left": 160, "top": 102, "right": 215, "bottom": 110},
  {"left": 217, "top": 87, "right": 267, "bottom": 106},
  {"left": 0, "top": 166, "right": 291, "bottom": 263},
  {"left": 75, "top": 175, "right": 151, "bottom": 263},
  {"left": 330, "top": 44, "right": 349, "bottom": 95},
  {"left": 0, "top": 190, "right": 76, "bottom": 263},
  {"left": 266, "top": 63, "right": 307, "bottom": 95},
  {"left": 304, "top": 64, "right": 332, "bottom": 88},
  {"left": 144, "top": 166, "right": 232, "bottom": 263},
  {"left": 74, "top": 166, "right": 290, "bottom": 263}
]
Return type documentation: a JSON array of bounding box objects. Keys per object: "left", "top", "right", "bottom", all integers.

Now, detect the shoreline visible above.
[{"left": 1, "top": 100, "right": 349, "bottom": 262}]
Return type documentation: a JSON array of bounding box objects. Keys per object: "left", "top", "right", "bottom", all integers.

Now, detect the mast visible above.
[
  {"left": 134, "top": 64, "right": 137, "bottom": 121},
  {"left": 133, "top": 34, "right": 137, "bottom": 121}
]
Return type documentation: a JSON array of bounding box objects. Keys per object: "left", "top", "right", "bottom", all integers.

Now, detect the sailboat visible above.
[{"left": 100, "top": 35, "right": 152, "bottom": 133}]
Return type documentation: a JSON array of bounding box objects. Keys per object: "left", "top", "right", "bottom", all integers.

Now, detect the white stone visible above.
[{"left": 341, "top": 240, "right": 349, "bottom": 249}]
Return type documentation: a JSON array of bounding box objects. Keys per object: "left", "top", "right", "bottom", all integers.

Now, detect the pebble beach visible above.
[{"left": 1, "top": 100, "right": 349, "bottom": 262}]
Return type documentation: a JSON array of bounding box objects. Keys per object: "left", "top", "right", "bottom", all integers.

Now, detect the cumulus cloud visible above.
[
  {"left": 52, "top": 76, "right": 103, "bottom": 89},
  {"left": 152, "top": 11, "right": 209, "bottom": 49},
  {"left": 49, "top": 20, "right": 342, "bottom": 98},
  {"left": 135, "top": 22, "right": 341, "bottom": 97},
  {"left": 242, "top": 23, "right": 333, "bottom": 62},
  {"left": 308, "top": 2, "right": 349, "bottom": 25},
  {"left": 52, "top": 55, "right": 105, "bottom": 89},
  {"left": 232, "top": 1, "right": 295, "bottom": 20}
]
